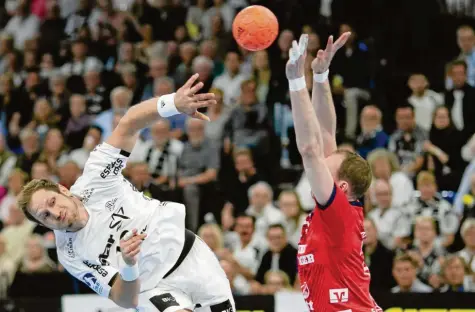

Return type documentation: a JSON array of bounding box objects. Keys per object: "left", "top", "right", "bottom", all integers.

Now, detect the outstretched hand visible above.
[
  {"left": 174, "top": 73, "right": 216, "bottom": 121},
  {"left": 311, "top": 32, "right": 351, "bottom": 74},
  {"left": 285, "top": 34, "right": 308, "bottom": 80}
]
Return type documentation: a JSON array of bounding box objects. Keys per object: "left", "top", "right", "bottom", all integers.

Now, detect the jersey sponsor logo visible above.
[
  {"left": 109, "top": 207, "right": 130, "bottom": 231},
  {"left": 83, "top": 260, "right": 108, "bottom": 277},
  {"left": 80, "top": 188, "right": 94, "bottom": 204},
  {"left": 301, "top": 282, "right": 310, "bottom": 299},
  {"left": 82, "top": 273, "right": 103, "bottom": 294},
  {"left": 66, "top": 237, "right": 75, "bottom": 259},
  {"left": 298, "top": 254, "right": 315, "bottom": 266},
  {"left": 98, "top": 235, "right": 115, "bottom": 266},
  {"left": 100, "top": 159, "right": 124, "bottom": 179},
  {"left": 105, "top": 198, "right": 118, "bottom": 212},
  {"left": 329, "top": 288, "right": 349, "bottom": 304},
  {"left": 149, "top": 293, "right": 179, "bottom": 311},
  {"left": 298, "top": 245, "right": 306, "bottom": 255}
]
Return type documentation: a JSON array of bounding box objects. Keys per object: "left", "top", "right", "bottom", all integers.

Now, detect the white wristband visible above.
[
  {"left": 313, "top": 69, "right": 329, "bottom": 83},
  {"left": 120, "top": 263, "right": 140, "bottom": 282},
  {"left": 288, "top": 76, "right": 306, "bottom": 92},
  {"left": 157, "top": 93, "right": 180, "bottom": 117}
]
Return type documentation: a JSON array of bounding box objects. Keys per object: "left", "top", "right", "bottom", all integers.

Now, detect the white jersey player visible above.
[{"left": 17, "top": 74, "right": 235, "bottom": 312}]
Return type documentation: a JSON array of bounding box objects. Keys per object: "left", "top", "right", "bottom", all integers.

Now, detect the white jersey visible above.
[{"left": 54, "top": 143, "right": 186, "bottom": 298}]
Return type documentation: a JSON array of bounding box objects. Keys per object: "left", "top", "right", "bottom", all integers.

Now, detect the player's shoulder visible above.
[{"left": 54, "top": 231, "right": 80, "bottom": 261}]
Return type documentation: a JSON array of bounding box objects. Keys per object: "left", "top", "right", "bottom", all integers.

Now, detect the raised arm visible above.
[
  {"left": 310, "top": 33, "right": 351, "bottom": 156},
  {"left": 107, "top": 74, "right": 215, "bottom": 153},
  {"left": 286, "top": 35, "right": 334, "bottom": 205}
]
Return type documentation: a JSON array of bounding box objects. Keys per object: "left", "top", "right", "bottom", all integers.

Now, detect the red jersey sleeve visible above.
[{"left": 313, "top": 184, "right": 363, "bottom": 246}]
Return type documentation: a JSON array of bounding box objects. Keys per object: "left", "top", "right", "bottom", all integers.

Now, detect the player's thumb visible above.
[{"left": 192, "top": 111, "right": 210, "bottom": 121}]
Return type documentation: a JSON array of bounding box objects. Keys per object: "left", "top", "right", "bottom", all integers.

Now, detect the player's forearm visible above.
[
  {"left": 312, "top": 80, "right": 337, "bottom": 156},
  {"left": 290, "top": 89, "right": 325, "bottom": 158},
  {"left": 119, "top": 97, "right": 162, "bottom": 136},
  {"left": 110, "top": 278, "right": 140, "bottom": 309}
]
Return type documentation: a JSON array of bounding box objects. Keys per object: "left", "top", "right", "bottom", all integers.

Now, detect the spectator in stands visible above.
[
  {"left": 64, "top": 94, "right": 91, "bottom": 149},
  {"left": 202, "top": 0, "right": 234, "bottom": 38},
  {"left": 94, "top": 86, "right": 133, "bottom": 139},
  {"left": 38, "top": 128, "right": 68, "bottom": 176},
  {"left": 439, "top": 255, "right": 475, "bottom": 292},
  {"left": 19, "top": 234, "right": 56, "bottom": 273},
  {"left": 367, "top": 149, "right": 414, "bottom": 208},
  {"left": 178, "top": 118, "right": 220, "bottom": 231},
  {"left": 0, "top": 234, "right": 15, "bottom": 298},
  {"left": 0, "top": 169, "right": 27, "bottom": 223},
  {"left": 245, "top": 182, "right": 284, "bottom": 246},
  {"left": 1, "top": 203, "right": 35, "bottom": 263},
  {"left": 57, "top": 160, "right": 81, "bottom": 189},
  {"left": 115, "top": 42, "right": 148, "bottom": 79},
  {"left": 66, "top": 125, "right": 103, "bottom": 169},
  {"left": 83, "top": 69, "right": 109, "bottom": 115},
  {"left": 205, "top": 88, "right": 230, "bottom": 147},
  {"left": 64, "top": 0, "right": 100, "bottom": 40},
  {"left": 408, "top": 216, "right": 445, "bottom": 289},
  {"left": 199, "top": 39, "right": 224, "bottom": 76},
  {"left": 38, "top": 2, "right": 65, "bottom": 56},
  {"left": 136, "top": 25, "right": 166, "bottom": 63},
  {"left": 406, "top": 172, "right": 459, "bottom": 248},
  {"left": 40, "top": 53, "right": 58, "bottom": 80},
  {"left": 4, "top": 0, "right": 40, "bottom": 50},
  {"left": 454, "top": 25, "right": 475, "bottom": 87},
  {"left": 220, "top": 259, "right": 243, "bottom": 295},
  {"left": 198, "top": 223, "right": 224, "bottom": 255},
  {"left": 444, "top": 60, "right": 475, "bottom": 142},
  {"left": 30, "top": 161, "right": 54, "bottom": 181},
  {"left": 174, "top": 42, "right": 197, "bottom": 87},
  {"left": 60, "top": 39, "right": 103, "bottom": 80},
  {"left": 331, "top": 24, "right": 371, "bottom": 139},
  {"left": 251, "top": 50, "right": 271, "bottom": 104},
  {"left": 257, "top": 271, "right": 292, "bottom": 295},
  {"left": 355, "top": 105, "right": 388, "bottom": 159},
  {"left": 458, "top": 218, "right": 475, "bottom": 272},
  {"left": 364, "top": 219, "right": 395, "bottom": 291},
  {"left": 224, "top": 148, "right": 264, "bottom": 215},
  {"left": 368, "top": 179, "right": 410, "bottom": 250},
  {"left": 391, "top": 253, "right": 432, "bottom": 293},
  {"left": 0, "top": 134, "right": 16, "bottom": 187},
  {"left": 29, "top": 98, "right": 58, "bottom": 141},
  {"left": 15, "top": 128, "right": 40, "bottom": 175},
  {"left": 127, "top": 162, "right": 155, "bottom": 198},
  {"left": 278, "top": 190, "right": 307, "bottom": 249},
  {"left": 422, "top": 106, "right": 464, "bottom": 191},
  {"left": 407, "top": 73, "right": 444, "bottom": 132},
  {"left": 255, "top": 224, "right": 297, "bottom": 285},
  {"left": 0, "top": 34, "right": 14, "bottom": 74},
  {"left": 130, "top": 119, "right": 183, "bottom": 198},
  {"left": 212, "top": 51, "right": 249, "bottom": 107},
  {"left": 388, "top": 103, "right": 426, "bottom": 177},
  {"left": 193, "top": 55, "right": 214, "bottom": 94},
  {"left": 141, "top": 57, "right": 169, "bottom": 101},
  {"left": 119, "top": 63, "right": 143, "bottom": 106},
  {"left": 48, "top": 74, "right": 70, "bottom": 127}
]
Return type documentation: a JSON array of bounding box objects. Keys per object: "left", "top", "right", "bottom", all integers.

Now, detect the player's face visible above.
[
  {"left": 29, "top": 189, "right": 80, "bottom": 231},
  {"left": 393, "top": 261, "right": 416, "bottom": 287}
]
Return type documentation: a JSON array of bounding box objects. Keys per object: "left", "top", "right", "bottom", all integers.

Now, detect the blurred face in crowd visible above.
[
  {"left": 0, "top": 37, "right": 13, "bottom": 55},
  {"left": 120, "top": 42, "right": 135, "bottom": 63},
  {"left": 0, "top": 75, "right": 13, "bottom": 94},
  {"left": 186, "top": 119, "right": 205, "bottom": 146},
  {"left": 433, "top": 107, "right": 451, "bottom": 130},
  {"left": 395, "top": 107, "right": 415, "bottom": 132},
  {"left": 418, "top": 181, "right": 436, "bottom": 201},
  {"left": 26, "top": 236, "right": 44, "bottom": 261},
  {"left": 40, "top": 53, "right": 54, "bottom": 70},
  {"left": 408, "top": 74, "right": 428, "bottom": 95},
  {"left": 457, "top": 27, "right": 475, "bottom": 54},
  {"left": 340, "top": 24, "right": 355, "bottom": 46},
  {"left": 21, "top": 131, "right": 39, "bottom": 154},
  {"left": 374, "top": 180, "right": 392, "bottom": 209},
  {"left": 199, "top": 225, "right": 220, "bottom": 251},
  {"left": 151, "top": 119, "right": 170, "bottom": 147},
  {"left": 34, "top": 98, "right": 52, "bottom": 122},
  {"left": 50, "top": 76, "right": 66, "bottom": 96},
  {"left": 307, "top": 33, "right": 320, "bottom": 55},
  {"left": 154, "top": 80, "right": 174, "bottom": 97},
  {"left": 31, "top": 162, "right": 51, "bottom": 180},
  {"left": 414, "top": 219, "right": 436, "bottom": 244},
  {"left": 462, "top": 224, "right": 475, "bottom": 249},
  {"left": 84, "top": 70, "right": 101, "bottom": 92},
  {"left": 121, "top": 71, "right": 137, "bottom": 88},
  {"left": 267, "top": 226, "right": 287, "bottom": 253},
  {"left": 26, "top": 72, "right": 40, "bottom": 90},
  {"left": 209, "top": 89, "right": 224, "bottom": 109},
  {"left": 372, "top": 156, "right": 392, "bottom": 180},
  {"left": 444, "top": 257, "right": 466, "bottom": 286},
  {"left": 363, "top": 219, "right": 378, "bottom": 245},
  {"left": 253, "top": 51, "right": 269, "bottom": 71},
  {"left": 59, "top": 161, "right": 81, "bottom": 185},
  {"left": 83, "top": 127, "right": 102, "bottom": 149},
  {"left": 175, "top": 26, "right": 187, "bottom": 42},
  {"left": 0, "top": 235, "right": 5, "bottom": 256},
  {"left": 360, "top": 105, "right": 381, "bottom": 133},
  {"left": 220, "top": 259, "right": 236, "bottom": 283},
  {"left": 45, "top": 129, "right": 64, "bottom": 154},
  {"left": 240, "top": 80, "right": 257, "bottom": 106},
  {"left": 200, "top": 40, "right": 217, "bottom": 59},
  {"left": 211, "top": 14, "right": 223, "bottom": 34},
  {"left": 234, "top": 153, "right": 254, "bottom": 174},
  {"left": 9, "top": 204, "right": 25, "bottom": 225},
  {"left": 278, "top": 192, "right": 300, "bottom": 219},
  {"left": 72, "top": 42, "right": 87, "bottom": 59},
  {"left": 278, "top": 30, "right": 294, "bottom": 53},
  {"left": 266, "top": 272, "right": 287, "bottom": 293},
  {"left": 393, "top": 260, "right": 417, "bottom": 289},
  {"left": 141, "top": 24, "right": 153, "bottom": 42},
  {"left": 24, "top": 51, "right": 36, "bottom": 68},
  {"left": 250, "top": 184, "right": 271, "bottom": 210},
  {"left": 6, "top": 52, "right": 18, "bottom": 71},
  {"left": 149, "top": 58, "right": 168, "bottom": 79},
  {"left": 450, "top": 64, "right": 467, "bottom": 89},
  {"left": 9, "top": 171, "right": 25, "bottom": 195},
  {"left": 69, "top": 95, "right": 87, "bottom": 118},
  {"left": 111, "top": 89, "right": 132, "bottom": 111},
  {"left": 179, "top": 43, "right": 196, "bottom": 65},
  {"left": 235, "top": 215, "right": 254, "bottom": 245},
  {"left": 225, "top": 52, "right": 240, "bottom": 75},
  {"left": 194, "top": 59, "right": 213, "bottom": 81},
  {"left": 129, "top": 163, "right": 150, "bottom": 187}
]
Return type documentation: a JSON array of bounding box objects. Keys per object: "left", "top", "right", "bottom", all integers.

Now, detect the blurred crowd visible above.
[{"left": 1, "top": 0, "right": 475, "bottom": 301}]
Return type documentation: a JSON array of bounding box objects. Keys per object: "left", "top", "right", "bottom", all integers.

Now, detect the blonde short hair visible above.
[{"left": 17, "top": 179, "right": 60, "bottom": 223}]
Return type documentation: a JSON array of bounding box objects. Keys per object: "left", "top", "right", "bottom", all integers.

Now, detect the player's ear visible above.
[{"left": 58, "top": 184, "right": 72, "bottom": 197}]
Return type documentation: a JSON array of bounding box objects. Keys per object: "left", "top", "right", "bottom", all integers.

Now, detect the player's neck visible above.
[{"left": 69, "top": 198, "right": 90, "bottom": 232}]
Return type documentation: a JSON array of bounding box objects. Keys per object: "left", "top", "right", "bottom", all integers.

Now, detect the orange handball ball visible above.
[{"left": 232, "top": 5, "right": 279, "bottom": 51}]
